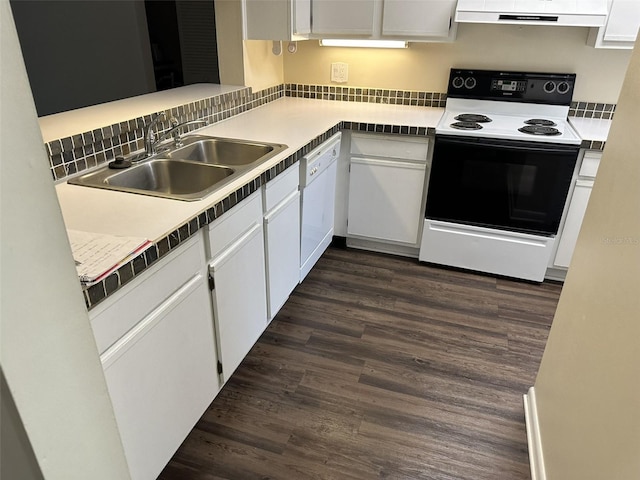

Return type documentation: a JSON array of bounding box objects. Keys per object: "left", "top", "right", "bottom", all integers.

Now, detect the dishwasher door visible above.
[{"left": 299, "top": 133, "right": 341, "bottom": 281}]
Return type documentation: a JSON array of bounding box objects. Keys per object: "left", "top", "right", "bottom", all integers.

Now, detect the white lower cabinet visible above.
[
  {"left": 91, "top": 233, "right": 219, "bottom": 480},
  {"left": 348, "top": 157, "right": 426, "bottom": 243},
  {"left": 554, "top": 180, "right": 594, "bottom": 268},
  {"left": 262, "top": 165, "right": 300, "bottom": 320},
  {"left": 347, "top": 133, "right": 429, "bottom": 249},
  {"left": 553, "top": 150, "right": 601, "bottom": 269},
  {"left": 206, "top": 192, "right": 268, "bottom": 382}
]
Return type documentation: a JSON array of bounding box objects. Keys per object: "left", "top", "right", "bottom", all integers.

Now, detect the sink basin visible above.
[
  {"left": 167, "top": 135, "right": 276, "bottom": 166},
  {"left": 105, "top": 160, "right": 234, "bottom": 199},
  {"left": 68, "top": 134, "right": 288, "bottom": 201}
]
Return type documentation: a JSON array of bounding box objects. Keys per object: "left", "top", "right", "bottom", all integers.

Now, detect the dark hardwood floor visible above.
[{"left": 159, "top": 246, "right": 562, "bottom": 480}]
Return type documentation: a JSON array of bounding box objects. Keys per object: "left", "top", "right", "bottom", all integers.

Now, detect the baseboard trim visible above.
[
  {"left": 346, "top": 237, "right": 419, "bottom": 258},
  {"left": 524, "top": 387, "right": 547, "bottom": 480}
]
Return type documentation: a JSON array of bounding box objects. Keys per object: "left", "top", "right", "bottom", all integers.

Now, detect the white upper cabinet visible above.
[
  {"left": 312, "top": 0, "right": 457, "bottom": 41},
  {"left": 312, "top": 0, "right": 377, "bottom": 35},
  {"left": 246, "top": 0, "right": 457, "bottom": 41},
  {"left": 244, "top": 0, "right": 311, "bottom": 40},
  {"left": 382, "top": 0, "right": 456, "bottom": 37},
  {"left": 588, "top": 0, "right": 640, "bottom": 48}
]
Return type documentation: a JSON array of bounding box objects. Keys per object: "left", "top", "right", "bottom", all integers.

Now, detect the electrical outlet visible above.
[{"left": 331, "top": 62, "right": 348, "bottom": 83}]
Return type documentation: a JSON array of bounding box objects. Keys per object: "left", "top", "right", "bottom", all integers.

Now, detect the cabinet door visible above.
[
  {"left": 210, "top": 222, "right": 267, "bottom": 381},
  {"left": 348, "top": 157, "right": 426, "bottom": 244},
  {"left": 603, "top": 0, "right": 640, "bottom": 42},
  {"left": 554, "top": 180, "right": 593, "bottom": 268},
  {"left": 245, "top": 0, "right": 310, "bottom": 40},
  {"left": 293, "top": 0, "right": 311, "bottom": 35},
  {"left": 101, "top": 275, "right": 218, "bottom": 480},
  {"left": 382, "top": 0, "right": 455, "bottom": 37},
  {"left": 312, "top": 0, "right": 376, "bottom": 35},
  {"left": 264, "top": 190, "right": 301, "bottom": 320}
]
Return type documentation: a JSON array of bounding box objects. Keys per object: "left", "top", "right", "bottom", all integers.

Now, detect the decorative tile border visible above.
[
  {"left": 285, "top": 84, "right": 448, "bottom": 107},
  {"left": 46, "top": 85, "right": 285, "bottom": 182},
  {"left": 343, "top": 121, "right": 433, "bottom": 136},
  {"left": 285, "top": 84, "right": 619, "bottom": 122},
  {"left": 581, "top": 140, "right": 606, "bottom": 151},
  {"left": 569, "top": 101, "right": 616, "bottom": 120},
  {"left": 83, "top": 123, "right": 342, "bottom": 310}
]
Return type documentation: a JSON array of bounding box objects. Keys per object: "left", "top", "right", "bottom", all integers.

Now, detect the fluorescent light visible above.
[{"left": 319, "top": 39, "right": 408, "bottom": 49}]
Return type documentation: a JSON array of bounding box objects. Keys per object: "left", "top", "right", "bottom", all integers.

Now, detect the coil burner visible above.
[
  {"left": 451, "top": 121, "right": 483, "bottom": 130},
  {"left": 454, "top": 114, "right": 492, "bottom": 123},
  {"left": 524, "top": 118, "right": 557, "bottom": 127},
  {"left": 518, "top": 125, "right": 561, "bottom": 136}
]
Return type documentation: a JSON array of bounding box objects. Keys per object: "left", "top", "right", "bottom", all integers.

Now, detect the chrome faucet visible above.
[
  {"left": 155, "top": 119, "right": 209, "bottom": 148},
  {"left": 143, "top": 112, "right": 178, "bottom": 157}
]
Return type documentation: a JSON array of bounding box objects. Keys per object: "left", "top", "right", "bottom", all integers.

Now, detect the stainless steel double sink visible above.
[{"left": 68, "top": 135, "right": 287, "bottom": 201}]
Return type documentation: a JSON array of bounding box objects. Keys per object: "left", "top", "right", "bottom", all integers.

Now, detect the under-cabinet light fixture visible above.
[{"left": 319, "top": 39, "right": 408, "bottom": 49}]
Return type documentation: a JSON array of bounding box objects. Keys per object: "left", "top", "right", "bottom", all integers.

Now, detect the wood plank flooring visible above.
[{"left": 159, "top": 246, "right": 562, "bottom": 480}]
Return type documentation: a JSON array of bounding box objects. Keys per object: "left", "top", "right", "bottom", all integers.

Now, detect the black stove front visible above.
[{"left": 425, "top": 135, "right": 578, "bottom": 236}]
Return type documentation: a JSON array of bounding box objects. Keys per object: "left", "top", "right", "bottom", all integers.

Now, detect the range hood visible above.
[{"left": 455, "top": 0, "right": 608, "bottom": 27}]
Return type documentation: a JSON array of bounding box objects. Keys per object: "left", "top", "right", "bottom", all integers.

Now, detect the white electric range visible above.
[{"left": 419, "top": 69, "right": 582, "bottom": 282}]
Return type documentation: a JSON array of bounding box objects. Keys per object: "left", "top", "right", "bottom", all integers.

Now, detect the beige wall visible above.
[
  {"left": 215, "top": 0, "right": 246, "bottom": 85},
  {"left": 215, "top": 1, "right": 284, "bottom": 91},
  {"left": 284, "top": 23, "right": 632, "bottom": 103},
  {"left": 244, "top": 40, "right": 285, "bottom": 90},
  {"left": 533, "top": 40, "right": 640, "bottom": 480}
]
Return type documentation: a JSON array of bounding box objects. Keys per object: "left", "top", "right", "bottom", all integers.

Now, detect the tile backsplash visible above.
[
  {"left": 46, "top": 85, "right": 283, "bottom": 181},
  {"left": 44, "top": 82, "right": 616, "bottom": 182},
  {"left": 285, "top": 83, "right": 448, "bottom": 107},
  {"left": 569, "top": 101, "right": 616, "bottom": 120}
]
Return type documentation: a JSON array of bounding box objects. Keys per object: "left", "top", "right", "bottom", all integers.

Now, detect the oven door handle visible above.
[{"left": 436, "top": 135, "right": 579, "bottom": 155}]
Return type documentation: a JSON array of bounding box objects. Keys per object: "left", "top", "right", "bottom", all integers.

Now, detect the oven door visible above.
[{"left": 426, "top": 135, "right": 579, "bottom": 235}]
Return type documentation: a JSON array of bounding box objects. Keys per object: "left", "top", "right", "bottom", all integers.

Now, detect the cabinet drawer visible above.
[
  {"left": 579, "top": 150, "right": 602, "bottom": 178},
  {"left": 207, "top": 191, "right": 262, "bottom": 259},
  {"left": 90, "top": 233, "right": 204, "bottom": 355},
  {"left": 351, "top": 133, "right": 429, "bottom": 161},
  {"left": 262, "top": 163, "right": 299, "bottom": 212}
]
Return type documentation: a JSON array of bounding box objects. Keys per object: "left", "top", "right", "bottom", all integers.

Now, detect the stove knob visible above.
[
  {"left": 557, "top": 81, "right": 570, "bottom": 94},
  {"left": 452, "top": 76, "right": 464, "bottom": 89},
  {"left": 543, "top": 81, "right": 556, "bottom": 93},
  {"left": 464, "top": 77, "right": 477, "bottom": 90}
]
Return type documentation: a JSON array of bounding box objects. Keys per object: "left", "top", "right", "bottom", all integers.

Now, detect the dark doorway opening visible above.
[{"left": 145, "top": 0, "right": 220, "bottom": 92}]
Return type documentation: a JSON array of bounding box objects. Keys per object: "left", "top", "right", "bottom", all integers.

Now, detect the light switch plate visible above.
[{"left": 331, "top": 62, "right": 348, "bottom": 83}]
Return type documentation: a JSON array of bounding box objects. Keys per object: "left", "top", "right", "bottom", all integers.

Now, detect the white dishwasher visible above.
[{"left": 299, "top": 132, "right": 341, "bottom": 281}]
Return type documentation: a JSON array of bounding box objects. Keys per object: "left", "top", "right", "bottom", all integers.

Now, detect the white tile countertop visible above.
[
  {"left": 569, "top": 117, "right": 612, "bottom": 143},
  {"left": 55, "top": 97, "right": 444, "bottom": 243}
]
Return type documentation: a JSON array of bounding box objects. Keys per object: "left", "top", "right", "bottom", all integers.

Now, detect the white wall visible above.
[
  {"left": 0, "top": 2, "right": 131, "bottom": 478},
  {"left": 531, "top": 38, "right": 640, "bottom": 480}
]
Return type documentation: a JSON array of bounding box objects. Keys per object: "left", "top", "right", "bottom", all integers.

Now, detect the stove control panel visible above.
[
  {"left": 492, "top": 79, "right": 526, "bottom": 93},
  {"left": 448, "top": 69, "right": 576, "bottom": 106}
]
